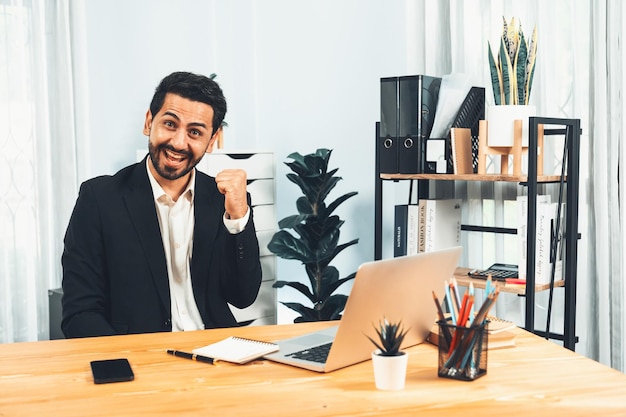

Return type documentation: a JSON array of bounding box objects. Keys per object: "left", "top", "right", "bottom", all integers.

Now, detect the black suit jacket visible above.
[{"left": 61, "top": 161, "right": 262, "bottom": 338}]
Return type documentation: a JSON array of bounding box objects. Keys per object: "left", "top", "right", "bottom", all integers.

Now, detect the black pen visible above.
[{"left": 167, "top": 349, "right": 214, "bottom": 364}]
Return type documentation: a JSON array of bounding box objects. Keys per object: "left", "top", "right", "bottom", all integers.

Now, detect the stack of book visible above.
[
  {"left": 517, "top": 195, "right": 565, "bottom": 285},
  {"left": 394, "top": 199, "right": 461, "bottom": 257}
]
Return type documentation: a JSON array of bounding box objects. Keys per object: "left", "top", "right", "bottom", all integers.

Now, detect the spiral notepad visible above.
[{"left": 192, "top": 336, "right": 279, "bottom": 364}]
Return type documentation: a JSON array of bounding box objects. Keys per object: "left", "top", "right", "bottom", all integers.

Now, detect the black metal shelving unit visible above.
[{"left": 374, "top": 117, "right": 581, "bottom": 350}]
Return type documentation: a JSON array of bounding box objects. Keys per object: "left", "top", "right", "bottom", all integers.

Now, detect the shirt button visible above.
[{"left": 175, "top": 243, "right": 181, "bottom": 249}]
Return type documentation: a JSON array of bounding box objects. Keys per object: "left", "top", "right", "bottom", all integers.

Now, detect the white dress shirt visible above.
[{"left": 145, "top": 158, "right": 249, "bottom": 331}]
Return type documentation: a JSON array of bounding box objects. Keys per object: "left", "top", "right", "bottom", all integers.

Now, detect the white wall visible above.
[{"left": 71, "top": 0, "right": 413, "bottom": 323}]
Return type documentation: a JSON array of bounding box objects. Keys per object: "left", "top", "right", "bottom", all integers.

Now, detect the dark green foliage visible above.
[
  {"left": 268, "top": 149, "right": 359, "bottom": 322},
  {"left": 487, "top": 17, "right": 538, "bottom": 106},
  {"left": 366, "top": 319, "right": 410, "bottom": 357}
]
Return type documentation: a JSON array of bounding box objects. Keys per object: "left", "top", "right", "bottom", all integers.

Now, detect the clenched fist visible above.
[{"left": 215, "top": 169, "right": 248, "bottom": 219}]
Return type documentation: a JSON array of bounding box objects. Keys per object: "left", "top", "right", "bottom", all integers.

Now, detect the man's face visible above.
[{"left": 144, "top": 93, "right": 218, "bottom": 182}]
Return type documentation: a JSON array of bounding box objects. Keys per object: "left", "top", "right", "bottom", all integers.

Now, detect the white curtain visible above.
[
  {"left": 589, "top": 0, "right": 624, "bottom": 370},
  {"left": 408, "top": 0, "right": 623, "bottom": 370},
  {"left": 0, "top": 0, "right": 77, "bottom": 343}
]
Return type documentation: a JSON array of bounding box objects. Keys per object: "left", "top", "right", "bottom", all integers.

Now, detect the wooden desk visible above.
[{"left": 1, "top": 322, "right": 625, "bottom": 416}]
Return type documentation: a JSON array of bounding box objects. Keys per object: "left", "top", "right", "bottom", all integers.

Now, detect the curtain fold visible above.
[
  {"left": 0, "top": 0, "right": 76, "bottom": 342},
  {"left": 590, "top": 0, "right": 623, "bottom": 370}
]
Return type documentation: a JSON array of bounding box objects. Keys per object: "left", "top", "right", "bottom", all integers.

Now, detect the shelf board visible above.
[
  {"left": 454, "top": 267, "right": 565, "bottom": 295},
  {"left": 380, "top": 173, "right": 565, "bottom": 183}
]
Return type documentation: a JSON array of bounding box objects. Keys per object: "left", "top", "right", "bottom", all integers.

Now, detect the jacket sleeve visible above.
[
  {"left": 61, "top": 181, "right": 116, "bottom": 338},
  {"left": 219, "top": 198, "right": 263, "bottom": 309}
]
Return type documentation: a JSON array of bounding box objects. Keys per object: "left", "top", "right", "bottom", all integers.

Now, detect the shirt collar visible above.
[{"left": 145, "top": 156, "right": 195, "bottom": 203}]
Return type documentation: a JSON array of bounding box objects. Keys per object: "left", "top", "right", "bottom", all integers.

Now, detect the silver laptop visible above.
[{"left": 264, "top": 246, "right": 462, "bottom": 372}]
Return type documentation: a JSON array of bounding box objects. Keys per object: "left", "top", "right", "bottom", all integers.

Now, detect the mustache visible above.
[{"left": 160, "top": 144, "right": 192, "bottom": 158}]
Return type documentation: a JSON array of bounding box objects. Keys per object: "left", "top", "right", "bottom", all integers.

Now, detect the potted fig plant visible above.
[
  {"left": 367, "top": 318, "right": 410, "bottom": 391},
  {"left": 267, "top": 148, "right": 359, "bottom": 322},
  {"left": 486, "top": 16, "right": 538, "bottom": 147}
]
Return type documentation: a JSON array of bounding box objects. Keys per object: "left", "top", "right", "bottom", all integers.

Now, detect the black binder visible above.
[
  {"left": 398, "top": 75, "right": 442, "bottom": 174},
  {"left": 379, "top": 77, "right": 399, "bottom": 174}
]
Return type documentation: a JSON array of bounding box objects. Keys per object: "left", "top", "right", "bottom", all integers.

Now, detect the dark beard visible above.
[{"left": 148, "top": 142, "right": 202, "bottom": 180}]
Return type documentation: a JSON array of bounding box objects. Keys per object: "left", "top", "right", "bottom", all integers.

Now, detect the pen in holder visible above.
[{"left": 437, "top": 320, "right": 488, "bottom": 381}]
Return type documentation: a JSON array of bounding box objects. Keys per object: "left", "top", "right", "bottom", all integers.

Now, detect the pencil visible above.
[
  {"left": 432, "top": 291, "right": 453, "bottom": 346},
  {"left": 469, "top": 282, "right": 475, "bottom": 321},
  {"left": 444, "top": 281, "right": 457, "bottom": 324},
  {"left": 486, "top": 274, "right": 493, "bottom": 296},
  {"left": 451, "top": 277, "right": 461, "bottom": 309},
  {"left": 456, "top": 292, "right": 469, "bottom": 326},
  {"left": 449, "top": 281, "right": 460, "bottom": 321}
]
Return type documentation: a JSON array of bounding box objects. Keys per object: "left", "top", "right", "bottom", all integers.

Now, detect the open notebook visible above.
[
  {"left": 264, "top": 247, "right": 462, "bottom": 372},
  {"left": 193, "top": 336, "right": 279, "bottom": 364}
]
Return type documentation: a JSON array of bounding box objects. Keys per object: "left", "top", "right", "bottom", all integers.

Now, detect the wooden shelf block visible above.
[{"left": 477, "top": 119, "right": 544, "bottom": 176}]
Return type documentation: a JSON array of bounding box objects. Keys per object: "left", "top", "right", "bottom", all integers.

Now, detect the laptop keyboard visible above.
[{"left": 286, "top": 342, "right": 332, "bottom": 363}]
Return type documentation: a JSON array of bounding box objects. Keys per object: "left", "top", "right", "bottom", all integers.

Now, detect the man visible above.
[{"left": 61, "top": 71, "right": 262, "bottom": 338}]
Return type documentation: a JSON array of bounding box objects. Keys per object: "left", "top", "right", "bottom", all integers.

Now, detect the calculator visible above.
[{"left": 468, "top": 263, "right": 518, "bottom": 281}]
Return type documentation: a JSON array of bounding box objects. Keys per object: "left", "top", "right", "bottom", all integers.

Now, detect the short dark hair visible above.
[{"left": 149, "top": 71, "right": 227, "bottom": 136}]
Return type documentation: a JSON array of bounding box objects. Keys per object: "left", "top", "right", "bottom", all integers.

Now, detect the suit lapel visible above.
[
  {"left": 191, "top": 172, "right": 222, "bottom": 317},
  {"left": 123, "top": 163, "right": 170, "bottom": 312}
]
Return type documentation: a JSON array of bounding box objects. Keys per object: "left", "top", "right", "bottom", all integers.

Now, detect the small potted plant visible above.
[
  {"left": 366, "top": 318, "right": 410, "bottom": 390},
  {"left": 486, "top": 16, "right": 538, "bottom": 147}
]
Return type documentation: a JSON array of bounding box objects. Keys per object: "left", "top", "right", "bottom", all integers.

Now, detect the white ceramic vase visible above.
[
  {"left": 371, "top": 350, "right": 408, "bottom": 391},
  {"left": 486, "top": 105, "right": 536, "bottom": 147}
]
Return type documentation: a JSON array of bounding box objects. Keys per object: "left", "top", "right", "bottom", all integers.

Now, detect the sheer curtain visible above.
[
  {"left": 589, "top": 0, "right": 624, "bottom": 370},
  {"left": 408, "top": 0, "right": 623, "bottom": 370},
  {"left": 0, "top": 0, "right": 76, "bottom": 343}
]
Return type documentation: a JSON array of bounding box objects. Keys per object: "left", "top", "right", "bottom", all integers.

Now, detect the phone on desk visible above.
[
  {"left": 90, "top": 358, "right": 134, "bottom": 384},
  {"left": 468, "top": 263, "right": 518, "bottom": 281}
]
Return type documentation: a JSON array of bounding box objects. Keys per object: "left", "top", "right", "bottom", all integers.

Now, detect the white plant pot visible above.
[
  {"left": 371, "top": 350, "right": 408, "bottom": 391},
  {"left": 487, "top": 105, "right": 536, "bottom": 147}
]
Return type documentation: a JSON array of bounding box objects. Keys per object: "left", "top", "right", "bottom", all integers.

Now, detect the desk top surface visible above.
[{"left": 1, "top": 322, "right": 625, "bottom": 417}]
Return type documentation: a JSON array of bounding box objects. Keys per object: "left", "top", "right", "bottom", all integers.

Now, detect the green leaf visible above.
[
  {"left": 291, "top": 223, "right": 320, "bottom": 248},
  {"left": 319, "top": 271, "right": 356, "bottom": 300},
  {"left": 280, "top": 302, "right": 319, "bottom": 322},
  {"left": 278, "top": 214, "right": 309, "bottom": 230},
  {"left": 327, "top": 238, "right": 360, "bottom": 264},
  {"left": 315, "top": 294, "right": 349, "bottom": 321},
  {"left": 515, "top": 30, "right": 528, "bottom": 106},
  {"left": 313, "top": 216, "right": 343, "bottom": 238},
  {"left": 267, "top": 230, "right": 313, "bottom": 262},
  {"left": 325, "top": 191, "right": 358, "bottom": 218},
  {"left": 487, "top": 42, "right": 502, "bottom": 105},
  {"left": 499, "top": 37, "right": 513, "bottom": 104},
  {"left": 316, "top": 227, "right": 340, "bottom": 258},
  {"left": 525, "top": 25, "right": 538, "bottom": 105},
  {"left": 272, "top": 281, "right": 315, "bottom": 302},
  {"left": 295, "top": 196, "right": 314, "bottom": 215}
]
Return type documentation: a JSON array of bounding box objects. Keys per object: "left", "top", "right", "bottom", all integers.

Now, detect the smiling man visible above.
[{"left": 61, "top": 72, "right": 262, "bottom": 338}]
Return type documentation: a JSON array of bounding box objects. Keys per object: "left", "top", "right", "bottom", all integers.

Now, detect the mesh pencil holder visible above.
[{"left": 437, "top": 320, "right": 488, "bottom": 381}]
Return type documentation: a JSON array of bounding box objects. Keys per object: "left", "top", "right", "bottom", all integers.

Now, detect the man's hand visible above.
[{"left": 215, "top": 169, "right": 248, "bottom": 219}]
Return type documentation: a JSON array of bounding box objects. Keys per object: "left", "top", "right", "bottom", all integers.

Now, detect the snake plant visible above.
[{"left": 488, "top": 17, "right": 537, "bottom": 105}]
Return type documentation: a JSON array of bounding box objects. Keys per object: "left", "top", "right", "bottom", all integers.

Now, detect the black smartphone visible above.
[{"left": 90, "top": 358, "right": 135, "bottom": 384}]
